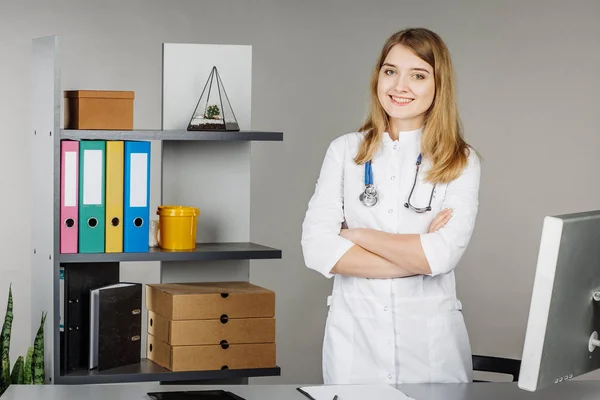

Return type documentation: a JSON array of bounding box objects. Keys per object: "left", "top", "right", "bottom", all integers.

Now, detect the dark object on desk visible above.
[
  {"left": 296, "top": 387, "right": 316, "bottom": 400},
  {"left": 296, "top": 388, "right": 339, "bottom": 400},
  {"left": 91, "top": 283, "right": 143, "bottom": 370},
  {"left": 63, "top": 262, "right": 120, "bottom": 371},
  {"left": 147, "top": 390, "right": 246, "bottom": 400},
  {"left": 472, "top": 354, "right": 522, "bottom": 382}
]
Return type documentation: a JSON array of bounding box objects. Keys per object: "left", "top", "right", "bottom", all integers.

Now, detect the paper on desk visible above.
[{"left": 297, "top": 384, "right": 415, "bottom": 400}]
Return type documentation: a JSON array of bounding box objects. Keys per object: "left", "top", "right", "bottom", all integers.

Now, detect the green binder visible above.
[{"left": 78, "top": 140, "right": 106, "bottom": 253}]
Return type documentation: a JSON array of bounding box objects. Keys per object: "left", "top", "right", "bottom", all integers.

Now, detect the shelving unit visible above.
[
  {"left": 59, "top": 360, "right": 280, "bottom": 385},
  {"left": 61, "top": 129, "right": 283, "bottom": 142},
  {"left": 31, "top": 36, "right": 283, "bottom": 385},
  {"left": 59, "top": 242, "right": 282, "bottom": 263}
]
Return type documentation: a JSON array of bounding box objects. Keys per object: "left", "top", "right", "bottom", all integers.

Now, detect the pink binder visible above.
[{"left": 60, "top": 140, "right": 79, "bottom": 253}]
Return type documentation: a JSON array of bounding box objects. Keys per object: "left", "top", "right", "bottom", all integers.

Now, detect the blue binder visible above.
[{"left": 123, "top": 141, "right": 151, "bottom": 252}]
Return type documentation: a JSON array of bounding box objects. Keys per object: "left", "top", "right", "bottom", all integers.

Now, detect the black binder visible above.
[
  {"left": 63, "top": 262, "right": 119, "bottom": 371},
  {"left": 90, "top": 283, "right": 142, "bottom": 370},
  {"left": 147, "top": 390, "right": 246, "bottom": 400}
]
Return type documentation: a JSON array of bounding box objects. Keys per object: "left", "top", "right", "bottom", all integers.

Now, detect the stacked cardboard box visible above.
[{"left": 145, "top": 281, "right": 276, "bottom": 372}]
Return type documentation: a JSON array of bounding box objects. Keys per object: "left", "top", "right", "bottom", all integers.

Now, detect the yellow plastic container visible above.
[{"left": 157, "top": 206, "right": 200, "bottom": 250}]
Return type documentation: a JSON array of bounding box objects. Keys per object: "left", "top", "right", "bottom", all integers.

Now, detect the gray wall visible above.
[{"left": 0, "top": 0, "right": 599, "bottom": 385}]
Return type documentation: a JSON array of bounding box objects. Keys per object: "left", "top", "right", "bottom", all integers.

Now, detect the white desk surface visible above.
[{"left": 3, "top": 381, "right": 600, "bottom": 400}]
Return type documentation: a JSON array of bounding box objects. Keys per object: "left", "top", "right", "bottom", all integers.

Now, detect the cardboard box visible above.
[
  {"left": 146, "top": 282, "right": 275, "bottom": 320},
  {"left": 64, "top": 90, "right": 134, "bottom": 130},
  {"left": 147, "top": 334, "right": 276, "bottom": 372},
  {"left": 148, "top": 310, "right": 276, "bottom": 346}
]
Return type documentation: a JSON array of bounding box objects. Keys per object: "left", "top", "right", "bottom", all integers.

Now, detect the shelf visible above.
[
  {"left": 57, "top": 359, "right": 281, "bottom": 384},
  {"left": 59, "top": 242, "right": 282, "bottom": 264},
  {"left": 33, "top": 37, "right": 285, "bottom": 387},
  {"left": 61, "top": 129, "right": 283, "bottom": 141}
]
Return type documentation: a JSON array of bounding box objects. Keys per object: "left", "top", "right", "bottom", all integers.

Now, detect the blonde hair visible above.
[{"left": 355, "top": 27, "right": 473, "bottom": 184}]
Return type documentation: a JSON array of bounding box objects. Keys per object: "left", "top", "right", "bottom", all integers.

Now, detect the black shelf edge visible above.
[
  {"left": 59, "top": 242, "right": 282, "bottom": 264},
  {"left": 60, "top": 129, "right": 283, "bottom": 141},
  {"left": 57, "top": 359, "right": 281, "bottom": 384}
]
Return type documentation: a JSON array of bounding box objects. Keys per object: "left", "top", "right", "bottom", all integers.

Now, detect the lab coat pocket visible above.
[
  {"left": 428, "top": 310, "right": 472, "bottom": 383},
  {"left": 394, "top": 315, "right": 431, "bottom": 383},
  {"left": 322, "top": 308, "right": 354, "bottom": 384}
]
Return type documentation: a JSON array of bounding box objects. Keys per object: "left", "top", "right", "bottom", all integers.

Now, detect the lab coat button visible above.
[
  {"left": 393, "top": 144, "right": 397, "bottom": 150},
  {"left": 391, "top": 176, "right": 395, "bottom": 180},
  {"left": 388, "top": 374, "right": 393, "bottom": 379},
  {"left": 388, "top": 209, "right": 393, "bottom": 213},
  {"left": 384, "top": 306, "right": 388, "bottom": 311}
]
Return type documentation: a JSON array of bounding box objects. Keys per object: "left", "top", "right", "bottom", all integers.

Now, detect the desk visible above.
[{"left": 3, "top": 381, "right": 600, "bottom": 400}]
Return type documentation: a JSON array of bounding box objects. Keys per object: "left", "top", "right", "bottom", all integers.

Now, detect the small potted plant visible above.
[{"left": 204, "top": 104, "right": 221, "bottom": 120}]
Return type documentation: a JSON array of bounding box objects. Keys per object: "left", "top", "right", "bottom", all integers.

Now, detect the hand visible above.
[
  {"left": 428, "top": 208, "right": 453, "bottom": 233},
  {"left": 340, "top": 227, "right": 358, "bottom": 242}
]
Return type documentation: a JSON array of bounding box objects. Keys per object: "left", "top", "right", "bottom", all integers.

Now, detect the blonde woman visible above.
[{"left": 301, "top": 28, "right": 481, "bottom": 384}]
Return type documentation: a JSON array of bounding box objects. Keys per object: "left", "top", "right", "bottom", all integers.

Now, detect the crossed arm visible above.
[
  {"left": 330, "top": 209, "right": 452, "bottom": 279},
  {"left": 301, "top": 138, "right": 480, "bottom": 281}
]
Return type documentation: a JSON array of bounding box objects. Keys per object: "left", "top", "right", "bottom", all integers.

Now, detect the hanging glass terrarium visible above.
[{"left": 187, "top": 66, "right": 240, "bottom": 131}]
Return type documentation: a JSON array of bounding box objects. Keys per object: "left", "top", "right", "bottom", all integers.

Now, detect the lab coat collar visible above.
[{"left": 382, "top": 126, "right": 423, "bottom": 148}]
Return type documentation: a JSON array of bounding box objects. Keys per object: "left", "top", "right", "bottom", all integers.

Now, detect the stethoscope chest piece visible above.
[
  {"left": 359, "top": 161, "right": 378, "bottom": 207},
  {"left": 359, "top": 184, "right": 378, "bottom": 207}
]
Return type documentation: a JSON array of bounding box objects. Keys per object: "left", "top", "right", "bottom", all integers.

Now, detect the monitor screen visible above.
[{"left": 519, "top": 210, "right": 600, "bottom": 391}]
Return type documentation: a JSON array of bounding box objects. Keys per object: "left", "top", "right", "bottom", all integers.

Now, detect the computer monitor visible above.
[{"left": 518, "top": 210, "right": 600, "bottom": 392}]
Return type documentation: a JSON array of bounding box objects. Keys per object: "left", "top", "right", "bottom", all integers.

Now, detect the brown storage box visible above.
[
  {"left": 147, "top": 334, "right": 276, "bottom": 372},
  {"left": 146, "top": 282, "right": 275, "bottom": 320},
  {"left": 148, "top": 310, "right": 275, "bottom": 346},
  {"left": 64, "top": 90, "right": 134, "bottom": 130}
]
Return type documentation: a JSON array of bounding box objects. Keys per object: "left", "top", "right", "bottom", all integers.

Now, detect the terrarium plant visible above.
[
  {"left": 204, "top": 104, "right": 221, "bottom": 120},
  {"left": 187, "top": 66, "right": 240, "bottom": 131}
]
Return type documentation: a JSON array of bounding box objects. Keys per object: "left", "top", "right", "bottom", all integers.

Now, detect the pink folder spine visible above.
[{"left": 60, "top": 141, "right": 79, "bottom": 253}]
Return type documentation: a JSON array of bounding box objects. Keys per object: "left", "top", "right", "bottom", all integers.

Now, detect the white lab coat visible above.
[{"left": 301, "top": 127, "right": 481, "bottom": 385}]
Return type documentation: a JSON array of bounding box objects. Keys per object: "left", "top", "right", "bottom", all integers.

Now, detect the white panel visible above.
[
  {"left": 130, "top": 153, "right": 148, "bottom": 207},
  {"left": 64, "top": 152, "right": 77, "bottom": 207},
  {"left": 162, "top": 43, "right": 252, "bottom": 131},
  {"left": 160, "top": 260, "right": 250, "bottom": 284},
  {"left": 162, "top": 141, "right": 250, "bottom": 243},
  {"left": 83, "top": 150, "right": 102, "bottom": 205},
  {"left": 162, "top": 43, "right": 253, "bottom": 288}
]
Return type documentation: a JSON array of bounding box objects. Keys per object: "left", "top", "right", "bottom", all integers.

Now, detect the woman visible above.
[{"left": 301, "top": 27, "right": 481, "bottom": 384}]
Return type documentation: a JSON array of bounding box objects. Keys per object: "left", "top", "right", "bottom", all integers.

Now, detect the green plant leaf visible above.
[
  {"left": 32, "top": 312, "right": 46, "bottom": 384},
  {"left": 23, "top": 346, "right": 33, "bottom": 385},
  {"left": 0, "top": 284, "right": 13, "bottom": 394},
  {"left": 10, "top": 356, "right": 24, "bottom": 384}
]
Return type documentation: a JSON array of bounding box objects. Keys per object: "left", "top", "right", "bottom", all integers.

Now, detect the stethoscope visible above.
[{"left": 359, "top": 153, "right": 436, "bottom": 213}]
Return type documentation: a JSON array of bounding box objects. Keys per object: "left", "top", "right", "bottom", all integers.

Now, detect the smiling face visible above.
[{"left": 376, "top": 44, "right": 435, "bottom": 136}]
